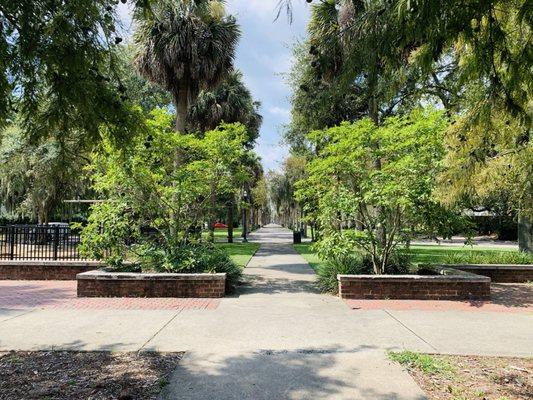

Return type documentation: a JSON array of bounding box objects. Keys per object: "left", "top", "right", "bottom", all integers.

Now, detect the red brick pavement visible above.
[
  {"left": 346, "top": 284, "right": 532, "bottom": 314},
  {"left": 0, "top": 281, "right": 220, "bottom": 310}
]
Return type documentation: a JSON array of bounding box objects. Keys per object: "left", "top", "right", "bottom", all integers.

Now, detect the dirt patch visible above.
[
  {"left": 400, "top": 354, "right": 532, "bottom": 400},
  {"left": 0, "top": 350, "right": 183, "bottom": 400}
]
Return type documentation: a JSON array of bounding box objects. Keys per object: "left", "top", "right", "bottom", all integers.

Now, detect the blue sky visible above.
[{"left": 118, "top": 1, "right": 311, "bottom": 172}]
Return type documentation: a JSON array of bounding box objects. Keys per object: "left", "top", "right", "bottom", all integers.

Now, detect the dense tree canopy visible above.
[
  {"left": 0, "top": 0, "right": 141, "bottom": 144},
  {"left": 282, "top": 0, "right": 532, "bottom": 252},
  {"left": 188, "top": 70, "right": 262, "bottom": 147},
  {"left": 133, "top": 0, "right": 240, "bottom": 132},
  {"left": 297, "top": 108, "right": 460, "bottom": 273}
]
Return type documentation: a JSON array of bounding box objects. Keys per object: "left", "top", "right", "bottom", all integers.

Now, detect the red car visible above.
[{"left": 213, "top": 222, "right": 228, "bottom": 229}]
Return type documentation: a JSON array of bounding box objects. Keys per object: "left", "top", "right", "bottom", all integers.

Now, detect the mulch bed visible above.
[
  {"left": 406, "top": 355, "right": 532, "bottom": 400},
  {"left": 0, "top": 351, "right": 183, "bottom": 400}
]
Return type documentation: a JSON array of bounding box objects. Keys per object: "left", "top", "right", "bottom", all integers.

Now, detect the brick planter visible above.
[
  {"left": 338, "top": 268, "right": 490, "bottom": 300},
  {"left": 449, "top": 264, "right": 533, "bottom": 283},
  {"left": 0, "top": 261, "right": 105, "bottom": 280},
  {"left": 77, "top": 270, "right": 226, "bottom": 298}
]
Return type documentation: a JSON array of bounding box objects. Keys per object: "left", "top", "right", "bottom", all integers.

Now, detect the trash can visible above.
[
  {"left": 293, "top": 230, "right": 302, "bottom": 244},
  {"left": 300, "top": 227, "right": 306, "bottom": 238}
]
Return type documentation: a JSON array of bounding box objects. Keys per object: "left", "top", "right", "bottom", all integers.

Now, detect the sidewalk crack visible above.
[
  {"left": 384, "top": 310, "right": 438, "bottom": 352},
  {"left": 0, "top": 309, "right": 36, "bottom": 324},
  {"left": 137, "top": 310, "right": 183, "bottom": 352}
]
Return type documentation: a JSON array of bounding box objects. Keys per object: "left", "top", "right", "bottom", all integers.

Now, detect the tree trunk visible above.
[
  {"left": 171, "top": 84, "right": 190, "bottom": 235},
  {"left": 518, "top": 214, "right": 532, "bottom": 253},
  {"left": 174, "top": 83, "right": 189, "bottom": 133},
  {"left": 227, "top": 198, "right": 234, "bottom": 243},
  {"left": 208, "top": 180, "right": 216, "bottom": 242}
]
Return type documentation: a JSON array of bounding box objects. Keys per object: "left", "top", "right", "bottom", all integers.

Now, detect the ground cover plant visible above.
[
  {"left": 0, "top": 350, "right": 182, "bottom": 400},
  {"left": 389, "top": 351, "right": 532, "bottom": 400},
  {"left": 442, "top": 250, "right": 533, "bottom": 265}
]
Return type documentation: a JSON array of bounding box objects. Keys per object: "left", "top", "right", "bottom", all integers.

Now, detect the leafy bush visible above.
[
  {"left": 443, "top": 251, "right": 533, "bottom": 265},
  {"left": 316, "top": 251, "right": 413, "bottom": 293},
  {"left": 137, "top": 241, "right": 242, "bottom": 292},
  {"left": 316, "top": 254, "right": 372, "bottom": 294}
]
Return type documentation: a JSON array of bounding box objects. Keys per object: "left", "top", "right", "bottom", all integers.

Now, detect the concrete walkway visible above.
[
  {"left": 157, "top": 226, "right": 428, "bottom": 399},
  {"left": 0, "top": 225, "right": 531, "bottom": 399}
]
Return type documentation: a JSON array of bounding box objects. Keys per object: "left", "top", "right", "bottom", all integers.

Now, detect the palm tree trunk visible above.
[
  {"left": 171, "top": 85, "right": 189, "bottom": 235},
  {"left": 174, "top": 84, "right": 189, "bottom": 133}
]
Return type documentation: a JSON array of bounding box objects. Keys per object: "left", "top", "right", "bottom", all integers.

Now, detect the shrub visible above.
[
  {"left": 317, "top": 251, "right": 412, "bottom": 293},
  {"left": 443, "top": 251, "right": 533, "bottom": 265},
  {"left": 317, "top": 254, "right": 372, "bottom": 294},
  {"left": 135, "top": 241, "right": 242, "bottom": 292}
]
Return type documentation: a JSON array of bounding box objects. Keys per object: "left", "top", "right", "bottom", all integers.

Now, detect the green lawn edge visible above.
[{"left": 216, "top": 242, "right": 260, "bottom": 269}]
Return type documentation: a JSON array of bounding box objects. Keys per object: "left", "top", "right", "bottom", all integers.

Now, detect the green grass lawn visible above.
[
  {"left": 294, "top": 242, "right": 529, "bottom": 270},
  {"left": 216, "top": 242, "right": 260, "bottom": 268},
  {"left": 293, "top": 243, "right": 323, "bottom": 272},
  {"left": 213, "top": 228, "right": 243, "bottom": 239}
]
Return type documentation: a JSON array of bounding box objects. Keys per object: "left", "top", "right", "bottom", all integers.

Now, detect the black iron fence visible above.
[{"left": 0, "top": 225, "right": 83, "bottom": 260}]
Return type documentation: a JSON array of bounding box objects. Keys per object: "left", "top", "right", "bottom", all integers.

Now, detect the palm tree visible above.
[
  {"left": 188, "top": 70, "right": 262, "bottom": 147},
  {"left": 133, "top": 0, "right": 240, "bottom": 132}
]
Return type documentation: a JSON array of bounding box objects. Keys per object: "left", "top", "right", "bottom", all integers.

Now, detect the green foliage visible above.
[
  {"left": 1, "top": 0, "right": 141, "bottom": 143},
  {"left": 286, "top": 0, "right": 532, "bottom": 244},
  {"left": 77, "top": 201, "right": 138, "bottom": 269},
  {"left": 316, "top": 254, "right": 372, "bottom": 294},
  {"left": 133, "top": 0, "right": 240, "bottom": 131},
  {"left": 443, "top": 251, "right": 533, "bottom": 265},
  {"left": 115, "top": 44, "right": 173, "bottom": 114},
  {"left": 0, "top": 125, "right": 89, "bottom": 223},
  {"left": 137, "top": 241, "right": 242, "bottom": 292},
  {"left": 79, "top": 109, "right": 251, "bottom": 289},
  {"left": 268, "top": 155, "right": 308, "bottom": 228},
  {"left": 188, "top": 70, "right": 262, "bottom": 147},
  {"left": 438, "top": 109, "right": 533, "bottom": 219},
  {"left": 315, "top": 250, "right": 412, "bottom": 293},
  {"left": 388, "top": 351, "right": 455, "bottom": 376},
  {"left": 298, "top": 107, "right": 458, "bottom": 273}
]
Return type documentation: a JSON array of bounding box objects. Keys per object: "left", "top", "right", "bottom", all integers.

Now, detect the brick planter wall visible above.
[
  {"left": 0, "top": 261, "right": 105, "bottom": 280},
  {"left": 77, "top": 270, "right": 226, "bottom": 298},
  {"left": 449, "top": 264, "right": 533, "bottom": 283},
  {"left": 338, "top": 268, "right": 490, "bottom": 300}
]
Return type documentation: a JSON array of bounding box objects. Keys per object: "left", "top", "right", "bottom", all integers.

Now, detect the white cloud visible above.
[
  {"left": 255, "top": 141, "right": 289, "bottom": 172},
  {"left": 227, "top": 0, "right": 279, "bottom": 18},
  {"left": 268, "top": 106, "right": 291, "bottom": 118}
]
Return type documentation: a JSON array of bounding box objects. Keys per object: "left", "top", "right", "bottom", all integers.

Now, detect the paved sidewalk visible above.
[{"left": 0, "top": 225, "right": 531, "bottom": 399}]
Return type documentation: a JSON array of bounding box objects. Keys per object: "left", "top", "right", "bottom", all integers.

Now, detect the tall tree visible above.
[
  {"left": 133, "top": 0, "right": 240, "bottom": 132},
  {"left": 188, "top": 70, "right": 262, "bottom": 147},
  {"left": 115, "top": 44, "right": 173, "bottom": 114},
  {"left": 0, "top": 125, "right": 88, "bottom": 224}
]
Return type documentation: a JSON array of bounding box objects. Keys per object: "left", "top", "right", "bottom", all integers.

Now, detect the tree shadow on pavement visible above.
[
  {"left": 487, "top": 283, "right": 533, "bottom": 308},
  {"left": 160, "top": 345, "right": 426, "bottom": 400}
]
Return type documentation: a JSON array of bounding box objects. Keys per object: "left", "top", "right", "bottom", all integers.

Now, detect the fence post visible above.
[
  {"left": 53, "top": 226, "right": 59, "bottom": 260},
  {"left": 9, "top": 226, "right": 15, "bottom": 260}
]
